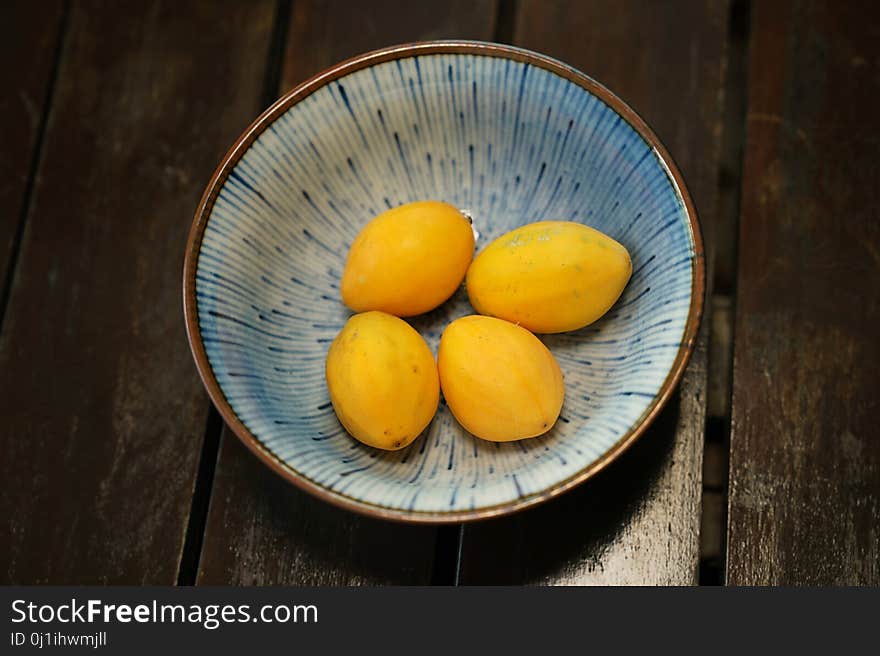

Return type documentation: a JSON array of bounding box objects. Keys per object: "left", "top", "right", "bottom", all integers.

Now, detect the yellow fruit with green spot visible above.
[
  {"left": 325, "top": 311, "right": 439, "bottom": 450},
  {"left": 438, "top": 315, "right": 564, "bottom": 442},
  {"left": 466, "top": 221, "right": 632, "bottom": 333},
  {"left": 341, "top": 200, "right": 475, "bottom": 316}
]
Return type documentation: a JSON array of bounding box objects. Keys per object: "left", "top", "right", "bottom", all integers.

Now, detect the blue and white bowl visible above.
[{"left": 184, "top": 42, "right": 704, "bottom": 522}]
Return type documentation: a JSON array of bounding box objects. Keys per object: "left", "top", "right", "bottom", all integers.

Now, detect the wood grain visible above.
[
  {"left": 0, "top": 1, "right": 65, "bottom": 289},
  {"left": 0, "top": 0, "right": 275, "bottom": 583},
  {"left": 727, "top": 0, "right": 880, "bottom": 585},
  {"left": 458, "top": 0, "right": 729, "bottom": 585},
  {"left": 281, "top": 0, "right": 499, "bottom": 93},
  {"left": 196, "top": 0, "right": 498, "bottom": 585}
]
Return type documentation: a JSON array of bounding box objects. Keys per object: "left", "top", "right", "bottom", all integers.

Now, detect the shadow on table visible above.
[
  {"left": 458, "top": 392, "right": 682, "bottom": 584},
  {"left": 198, "top": 391, "right": 680, "bottom": 585}
]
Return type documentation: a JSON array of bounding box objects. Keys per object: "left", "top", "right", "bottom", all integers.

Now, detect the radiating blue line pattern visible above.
[{"left": 195, "top": 52, "right": 696, "bottom": 514}]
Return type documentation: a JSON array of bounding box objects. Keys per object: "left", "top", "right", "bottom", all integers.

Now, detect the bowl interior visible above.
[{"left": 192, "top": 47, "right": 697, "bottom": 518}]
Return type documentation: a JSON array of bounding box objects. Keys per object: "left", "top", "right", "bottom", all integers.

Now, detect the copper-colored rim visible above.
[{"left": 183, "top": 41, "right": 706, "bottom": 524}]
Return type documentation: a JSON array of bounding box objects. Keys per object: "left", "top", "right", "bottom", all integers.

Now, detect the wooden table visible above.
[{"left": 1, "top": 0, "right": 877, "bottom": 586}]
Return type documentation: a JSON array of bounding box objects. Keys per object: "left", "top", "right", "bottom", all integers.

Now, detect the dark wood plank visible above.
[
  {"left": 727, "top": 0, "right": 880, "bottom": 585},
  {"left": 198, "top": 432, "right": 442, "bottom": 585},
  {"left": 197, "top": 0, "right": 498, "bottom": 585},
  {"left": 0, "top": 0, "right": 276, "bottom": 584},
  {"left": 458, "top": 0, "right": 729, "bottom": 584},
  {"left": 0, "top": 1, "right": 65, "bottom": 289},
  {"left": 281, "top": 0, "right": 500, "bottom": 93}
]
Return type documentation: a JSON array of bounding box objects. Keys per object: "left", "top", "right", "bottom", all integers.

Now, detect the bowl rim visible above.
[{"left": 182, "top": 40, "right": 706, "bottom": 524}]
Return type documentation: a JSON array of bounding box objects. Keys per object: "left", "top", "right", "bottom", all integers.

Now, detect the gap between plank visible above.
[
  {"left": 430, "top": 522, "right": 464, "bottom": 586},
  {"left": 698, "top": 0, "right": 751, "bottom": 586},
  {"left": 0, "top": 1, "right": 70, "bottom": 336},
  {"left": 175, "top": 0, "right": 293, "bottom": 586},
  {"left": 176, "top": 407, "right": 224, "bottom": 585},
  {"left": 263, "top": 0, "right": 293, "bottom": 105},
  {"left": 494, "top": 0, "right": 519, "bottom": 44}
]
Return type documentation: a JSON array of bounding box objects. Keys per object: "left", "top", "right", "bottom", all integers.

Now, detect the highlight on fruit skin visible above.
[
  {"left": 466, "top": 220, "right": 632, "bottom": 333},
  {"left": 341, "top": 200, "right": 475, "bottom": 317},
  {"left": 325, "top": 311, "right": 439, "bottom": 450},
  {"left": 438, "top": 315, "right": 565, "bottom": 442}
]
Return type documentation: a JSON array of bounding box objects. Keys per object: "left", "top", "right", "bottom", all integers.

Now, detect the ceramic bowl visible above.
[{"left": 183, "top": 41, "right": 703, "bottom": 522}]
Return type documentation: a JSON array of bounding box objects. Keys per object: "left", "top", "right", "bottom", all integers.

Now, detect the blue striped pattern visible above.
[{"left": 195, "top": 52, "right": 696, "bottom": 514}]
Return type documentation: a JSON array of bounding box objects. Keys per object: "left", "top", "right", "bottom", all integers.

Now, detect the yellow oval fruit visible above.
[
  {"left": 326, "top": 311, "right": 439, "bottom": 450},
  {"left": 341, "top": 200, "right": 475, "bottom": 316},
  {"left": 438, "top": 315, "right": 564, "bottom": 442},
  {"left": 466, "top": 221, "right": 632, "bottom": 333}
]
